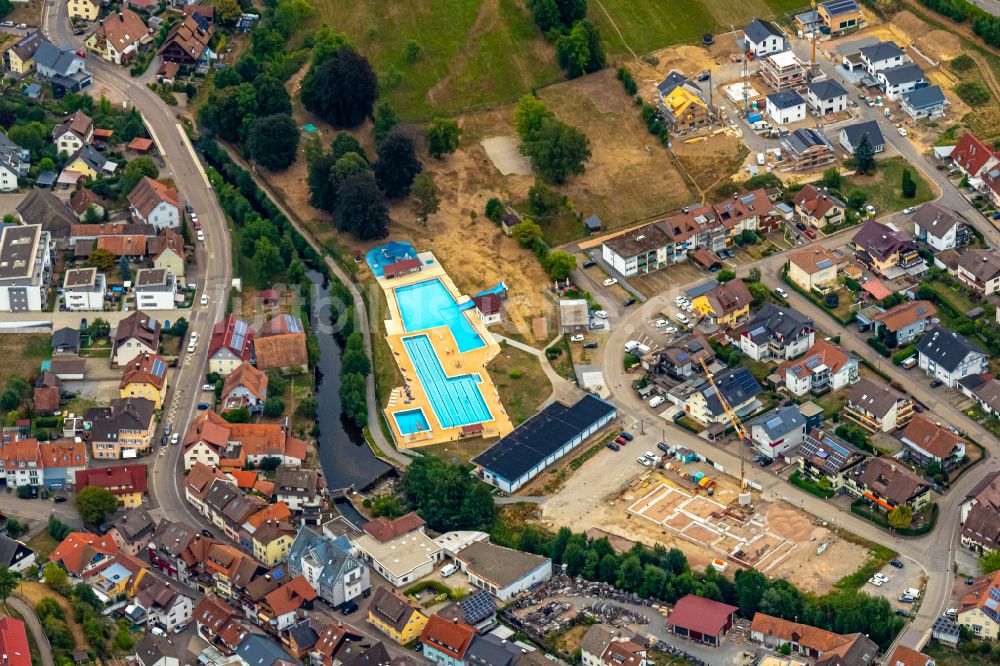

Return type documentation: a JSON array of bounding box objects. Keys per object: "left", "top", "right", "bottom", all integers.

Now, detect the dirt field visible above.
[
  {"left": 0, "top": 334, "right": 51, "bottom": 382},
  {"left": 672, "top": 132, "right": 749, "bottom": 193}
]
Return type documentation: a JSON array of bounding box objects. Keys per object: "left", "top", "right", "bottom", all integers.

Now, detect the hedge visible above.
[
  {"left": 850, "top": 499, "right": 939, "bottom": 536},
  {"left": 790, "top": 471, "right": 835, "bottom": 499},
  {"left": 867, "top": 337, "right": 890, "bottom": 358},
  {"left": 891, "top": 344, "right": 918, "bottom": 365},
  {"left": 781, "top": 267, "right": 854, "bottom": 325}
]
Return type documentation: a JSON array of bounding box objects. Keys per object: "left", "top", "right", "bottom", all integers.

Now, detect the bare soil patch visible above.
[
  {"left": 890, "top": 10, "right": 930, "bottom": 42},
  {"left": 673, "top": 132, "right": 749, "bottom": 193},
  {"left": 916, "top": 30, "right": 962, "bottom": 62},
  {"left": 481, "top": 136, "right": 532, "bottom": 175}
]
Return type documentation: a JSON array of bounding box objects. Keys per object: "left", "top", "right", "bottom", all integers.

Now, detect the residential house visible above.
[
  {"left": 916, "top": 327, "right": 988, "bottom": 388},
  {"left": 84, "top": 397, "right": 156, "bottom": 459},
  {"left": 208, "top": 314, "right": 255, "bottom": 376},
  {"left": 33, "top": 371, "right": 61, "bottom": 414},
  {"left": 88, "top": 554, "right": 149, "bottom": 603},
  {"left": 236, "top": 631, "right": 298, "bottom": 666},
  {"left": 844, "top": 377, "right": 914, "bottom": 433},
  {"left": 51, "top": 327, "right": 80, "bottom": 355},
  {"left": 274, "top": 468, "right": 322, "bottom": 514},
  {"left": 202, "top": 540, "right": 264, "bottom": 600},
  {"left": 0, "top": 617, "right": 30, "bottom": 666},
  {"left": 665, "top": 595, "right": 738, "bottom": 647},
  {"left": 760, "top": 50, "right": 807, "bottom": 90},
  {"left": 715, "top": 188, "right": 777, "bottom": 236},
  {"left": 796, "top": 429, "right": 869, "bottom": 493},
  {"left": 107, "top": 506, "right": 156, "bottom": 555},
  {"left": 451, "top": 540, "right": 552, "bottom": 601},
  {"left": 731, "top": 303, "right": 815, "bottom": 361},
  {"left": 743, "top": 18, "right": 785, "bottom": 57},
  {"left": 222, "top": 362, "right": 268, "bottom": 414},
  {"left": 748, "top": 405, "right": 806, "bottom": 458},
  {"left": 851, "top": 220, "right": 922, "bottom": 278},
  {"left": 776, "top": 339, "right": 859, "bottom": 396},
  {"left": 465, "top": 634, "right": 524, "bottom": 666},
  {"left": 884, "top": 646, "right": 934, "bottom": 666},
  {"left": 952, "top": 131, "right": 1000, "bottom": 185},
  {"left": 0, "top": 132, "right": 29, "bottom": 191},
  {"left": 787, "top": 247, "right": 843, "bottom": 292},
  {"left": 818, "top": 0, "right": 862, "bottom": 32},
  {"left": 4, "top": 31, "right": 43, "bottom": 75},
  {"left": 648, "top": 332, "right": 715, "bottom": 379},
  {"left": 839, "top": 120, "right": 885, "bottom": 153},
  {"left": 472, "top": 284, "right": 505, "bottom": 326},
  {"left": 691, "top": 279, "right": 752, "bottom": 327},
  {"left": 959, "top": 373, "right": 1000, "bottom": 419},
  {"left": 867, "top": 300, "right": 937, "bottom": 345},
  {"left": 913, "top": 203, "right": 968, "bottom": 251},
  {"left": 353, "top": 513, "right": 442, "bottom": 587},
  {"left": 146, "top": 520, "right": 199, "bottom": 583},
  {"left": 656, "top": 71, "right": 711, "bottom": 133},
  {"left": 52, "top": 111, "right": 94, "bottom": 155},
  {"left": 368, "top": 586, "right": 429, "bottom": 645},
  {"left": 581, "top": 625, "right": 649, "bottom": 666},
  {"left": 147, "top": 228, "right": 186, "bottom": 280},
  {"left": 133, "top": 268, "right": 177, "bottom": 311},
  {"left": 421, "top": 615, "right": 476, "bottom": 666},
  {"left": 852, "top": 457, "right": 931, "bottom": 512},
  {"left": 158, "top": 14, "right": 214, "bottom": 69},
  {"left": 780, "top": 128, "right": 836, "bottom": 171},
  {"left": 309, "top": 621, "right": 368, "bottom": 666},
  {"left": 113, "top": 311, "right": 162, "bottom": 366},
  {"left": 901, "top": 85, "right": 948, "bottom": 120},
  {"left": 279, "top": 617, "right": 326, "bottom": 659},
  {"left": 182, "top": 410, "right": 307, "bottom": 471},
  {"left": 877, "top": 62, "right": 924, "bottom": 100},
  {"left": 119, "top": 353, "right": 169, "bottom": 408},
  {"left": 135, "top": 634, "right": 179, "bottom": 666},
  {"left": 961, "top": 471, "right": 1000, "bottom": 552},
  {"left": 436, "top": 590, "right": 497, "bottom": 633},
  {"left": 128, "top": 177, "right": 181, "bottom": 230},
  {"left": 600, "top": 225, "right": 672, "bottom": 277},
  {"left": 669, "top": 366, "right": 763, "bottom": 427},
  {"left": 64, "top": 144, "right": 116, "bottom": 181},
  {"left": 86, "top": 10, "right": 153, "bottom": 64},
  {"left": 254, "top": 314, "right": 309, "bottom": 372},
  {"left": 956, "top": 250, "right": 1000, "bottom": 295},
  {"left": 0, "top": 533, "right": 36, "bottom": 573},
  {"left": 806, "top": 79, "right": 848, "bottom": 115},
  {"left": 749, "top": 613, "right": 878, "bottom": 665},
  {"left": 0, "top": 225, "right": 52, "bottom": 312},
  {"left": 900, "top": 415, "right": 967, "bottom": 469},
  {"left": 16, "top": 190, "right": 75, "bottom": 248},
  {"left": 858, "top": 40, "right": 908, "bottom": 75},
  {"left": 70, "top": 222, "right": 155, "bottom": 255},
  {"left": 194, "top": 595, "right": 248, "bottom": 655},
  {"left": 50, "top": 531, "right": 119, "bottom": 579},
  {"left": 792, "top": 185, "right": 845, "bottom": 228},
  {"left": 0, "top": 438, "right": 87, "bottom": 488},
  {"left": 766, "top": 90, "right": 806, "bottom": 125},
  {"left": 34, "top": 42, "right": 91, "bottom": 95},
  {"left": 69, "top": 0, "right": 101, "bottom": 20},
  {"left": 63, "top": 267, "right": 106, "bottom": 311},
  {"left": 256, "top": 575, "right": 317, "bottom": 632},
  {"left": 75, "top": 464, "right": 148, "bottom": 507},
  {"left": 287, "top": 526, "right": 370, "bottom": 609}
]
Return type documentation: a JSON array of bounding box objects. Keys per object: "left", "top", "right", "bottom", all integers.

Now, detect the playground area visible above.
[{"left": 369, "top": 241, "right": 515, "bottom": 448}]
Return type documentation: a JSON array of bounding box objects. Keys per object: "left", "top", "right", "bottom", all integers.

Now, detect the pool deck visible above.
[{"left": 377, "top": 252, "right": 513, "bottom": 448}]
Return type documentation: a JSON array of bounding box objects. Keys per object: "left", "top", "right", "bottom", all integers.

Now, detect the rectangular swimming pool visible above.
[
  {"left": 393, "top": 408, "right": 431, "bottom": 435},
  {"left": 394, "top": 278, "right": 485, "bottom": 353},
  {"left": 402, "top": 334, "right": 492, "bottom": 429}
]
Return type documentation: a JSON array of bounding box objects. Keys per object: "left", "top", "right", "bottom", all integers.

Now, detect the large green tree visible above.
[
  {"left": 301, "top": 47, "right": 378, "bottom": 127},
  {"left": 410, "top": 173, "right": 440, "bottom": 225},
  {"left": 248, "top": 113, "right": 299, "bottom": 171},
  {"left": 334, "top": 173, "right": 390, "bottom": 240},
  {"left": 520, "top": 116, "right": 591, "bottom": 184},
  {"left": 253, "top": 75, "right": 293, "bottom": 116},
  {"left": 373, "top": 131, "right": 422, "bottom": 198},
  {"left": 853, "top": 133, "right": 876, "bottom": 175},
  {"left": 121, "top": 157, "right": 159, "bottom": 194},
  {"left": 399, "top": 457, "right": 497, "bottom": 532},
  {"left": 75, "top": 486, "right": 119, "bottom": 525},
  {"left": 372, "top": 101, "right": 399, "bottom": 145},
  {"left": 0, "top": 565, "right": 19, "bottom": 605},
  {"left": 426, "top": 118, "right": 462, "bottom": 159}
]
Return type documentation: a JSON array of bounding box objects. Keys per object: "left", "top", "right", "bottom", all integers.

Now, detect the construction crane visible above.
[
  {"left": 698, "top": 357, "right": 752, "bottom": 506},
  {"left": 810, "top": 0, "right": 819, "bottom": 72}
]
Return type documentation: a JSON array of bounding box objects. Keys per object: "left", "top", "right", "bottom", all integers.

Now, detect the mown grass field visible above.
[
  {"left": 313, "top": 0, "right": 562, "bottom": 120},
  {"left": 841, "top": 156, "right": 935, "bottom": 214}
]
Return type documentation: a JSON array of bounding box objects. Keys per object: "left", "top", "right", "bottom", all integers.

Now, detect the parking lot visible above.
[{"left": 865, "top": 560, "right": 926, "bottom": 617}]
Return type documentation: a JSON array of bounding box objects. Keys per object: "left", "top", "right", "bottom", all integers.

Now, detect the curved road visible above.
[
  {"left": 42, "top": 3, "right": 229, "bottom": 531},
  {"left": 8, "top": 595, "right": 55, "bottom": 666}
]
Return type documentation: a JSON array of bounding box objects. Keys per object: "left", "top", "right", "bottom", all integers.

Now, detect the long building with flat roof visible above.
[
  {"left": 472, "top": 394, "right": 616, "bottom": 494},
  {"left": 0, "top": 224, "right": 52, "bottom": 312}
]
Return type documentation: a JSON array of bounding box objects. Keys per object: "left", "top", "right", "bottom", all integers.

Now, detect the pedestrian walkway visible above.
[{"left": 9, "top": 596, "right": 55, "bottom": 666}]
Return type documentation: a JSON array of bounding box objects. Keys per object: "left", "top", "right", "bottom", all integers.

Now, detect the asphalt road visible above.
[
  {"left": 41, "top": 2, "right": 229, "bottom": 531},
  {"left": 591, "top": 37, "right": 1000, "bottom": 653}
]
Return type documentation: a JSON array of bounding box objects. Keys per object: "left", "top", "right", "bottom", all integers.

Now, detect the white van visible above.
[
  {"left": 901, "top": 356, "right": 917, "bottom": 370},
  {"left": 440, "top": 563, "right": 458, "bottom": 578},
  {"left": 756, "top": 152, "right": 766, "bottom": 166},
  {"left": 649, "top": 395, "right": 665, "bottom": 408}
]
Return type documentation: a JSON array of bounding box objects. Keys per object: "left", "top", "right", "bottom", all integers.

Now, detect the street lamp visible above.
[{"left": 637, "top": 417, "right": 666, "bottom": 446}]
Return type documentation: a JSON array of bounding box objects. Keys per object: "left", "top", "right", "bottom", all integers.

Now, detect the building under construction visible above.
[
  {"left": 780, "top": 128, "right": 836, "bottom": 171},
  {"left": 760, "top": 51, "right": 808, "bottom": 91}
]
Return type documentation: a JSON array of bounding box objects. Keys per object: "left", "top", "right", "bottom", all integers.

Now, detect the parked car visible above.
[
  {"left": 583, "top": 342, "right": 598, "bottom": 349},
  {"left": 664, "top": 326, "right": 677, "bottom": 334},
  {"left": 674, "top": 313, "right": 689, "bottom": 325},
  {"left": 185, "top": 204, "right": 194, "bottom": 214},
  {"left": 775, "top": 287, "right": 788, "bottom": 298},
  {"left": 570, "top": 334, "right": 585, "bottom": 342},
  {"left": 607, "top": 442, "right": 621, "bottom": 451},
  {"left": 197, "top": 402, "right": 210, "bottom": 410},
  {"left": 903, "top": 206, "right": 916, "bottom": 214},
  {"left": 649, "top": 395, "right": 665, "bottom": 408},
  {"left": 653, "top": 318, "right": 668, "bottom": 328},
  {"left": 202, "top": 384, "right": 214, "bottom": 391},
  {"left": 623, "top": 297, "right": 637, "bottom": 307},
  {"left": 440, "top": 564, "right": 458, "bottom": 578},
  {"left": 170, "top": 432, "right": 180, "bottom": 445},
  {"left": 865, "top": 205, "right": 877, "bottom": 216},
  {"left": 889, "top": 559, "right": 904, "bottom": 568},
  {"left": 637, "top": 457, "right": 652, "bottom": 466},
  {"left": 868, "top": 577, "right": 883, "bottom": 587},
  {"left": 895, "top": 609, "right": 911, "bottom": 618},
  {"left": 200, "top": 294, "right": 209, "bottom": 306},
  {"left": 615, "top": 436, "right": 627, "bottom": 446},
  {"left": 930, "top": 379, "right": 944, "bottom": 389},
  {"left": 341, "top": 600, "right": 359, "bottom": 615},
  {"left": 897, "top": 126, "right": 908, "bottom": 137},
  {"left": 197, "top": 230, "right": 205, "bottom": 242},
  {"left": 53, "top": 496, "right": 67, "bottom": 503},
  {"left": 621, "top": 432, "right": 633, "bottom": 441},
  {"left": 603, "top": 278, "right": 618, "bottom": 287},
  {"left": 594, "top": 310, "right": 609, "bottom": 319},
  {"left": 582, "top": 260, "right": 596, "bottom": 269},
  {"left": 795, "top": 222, "right": 806, "bottom": 231},
  {"left": 657, "top": 442, "right": 670, "bottom": 453}
]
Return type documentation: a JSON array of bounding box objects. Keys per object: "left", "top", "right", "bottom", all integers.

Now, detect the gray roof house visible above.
[
  {"left": 749, "top": 404, "right": 807, "bottom": 458},
  {"left": 743, "top": 18, "right": 785, "bottom": 57},
  {"left": 878, "top": 62, "right": 925, "bottom": 100},
  {"left": 731, "top": 303, "right": 816, "bottom": 361},
  {"left": 806, "top": 79, "right": 848, "bottom": 115},
  {"left": 34, "top": 41, "right": 92, "bottom": 93},
  {"left": 0, "top": 533, "right": 36, "bottom": 573},
  {"left": 135, "top": 634, "right": 179, "bottom": 666},
  {"left": 916, "top": 327, "right": 988, "bottom": 387},
  {"left": 465, "top": 634, "right": 523, "bottom": 666},
  {"left": 286, "top": 526, "right": 370, "bottom": 608},
  {"left": 902, "top": 85, "right": 948, "bottom": 120},
  {"left": 0, "top": 132, "right": 31, "bottom": 191},
  {"left": 235, "top": 633, "right": 294, "bottom": 666},
  {"left": 702, "top": 366, "right": 763, "bottom": 419},
  {"left": 17, "top": 189, "right": 77, "bottom": 247},
  {"left": 839, "top": 120, "right": 885, "bottom": 153},
  {"left": 52, "top": 326, "right": 81, "bottom": 354}
]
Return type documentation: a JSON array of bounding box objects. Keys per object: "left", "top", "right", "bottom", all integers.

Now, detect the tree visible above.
[
  {"left": 579, "top": 20, "right": 606, "bottom": 72},
  {"left": 331, "top": 152, "right": 371, "bottom": 187},
  {"left": 901, "top": 168, "right": 917, "bottom": 199},
  {"left": 717, "top": 269, "right": 736, "bottom": 283},
  {"left": 616, "top": 555, "right": 644, "bottom": 592},
  {"left": 485, "top": 197, "right": 503, "bottom": 222},
  {"left": 847, "top": 190, "right": 867, "bottom": 211},
  {"left": 121, "top": 157, "right": 159, "bottom": 193},
  {"left": 253, "top": 75, "right": 293, "bottom": 116},
  {"left": 248, "top": 113, "right": 299, "bottom": 171},
  {"left": 89, "top": 248, "right": 116, "bottom": 272},
  {"left": 42, "top": 563, "right": 71, "bottom": 597},
  {"left": 334, "top": 174, "right": 391, "bottom": 240},
  {"left": 529, "top": 180, "right": 563, "bottom": 216},
  {"left": 308, "top": 153, "right": 339, "bottom": 212},
  {"left": 8, "top": 124, "right": 44, "bottom": 154},
  {"left": 410, "top": 173, "right": 440, "bottom": 225},
  {"left": 263, "top": 397, "right": 286, "bottom": 418},
  {"left": 555, "top": 0, "right": 586, "bottom": 26},
  {"left": 887, "top": 504, "right": 913, "bottom": 530},
  {"left": 426, "top": 118, "right": 461, "bottom": 159},
  {"left": 734, "top": 568, "right": 767, "bottom": 617},
  {"left": 747, "top": 267, "right": 761, "bottom": 283},
  {"left": 520, "top": 117, "right": 591, "bottom": 184},
  {"left": 853, "top": 134, "right": 876, "bottom": 175},
  {"left": 0, "top": 566, "right": 19, "bottom": 605},
  {"left": 821, "top": 167, "right": 841, "bottom": 190},
  {"left": 399, "top": 457, "right": 497, "bottom": 532},
  {"left": 301, "top": 47, "right": 378, "bottom": 127},
  {"left": 331, "top": 132, "right": 368, "bottom": 162},
  {"left": 252, "top": 237, "right": 284, "bottom": 282},
  {"left": 223, "top": 408, "right": 252, "bottom": 423},
  {"left": 514, "top": 96, "right": 554, "bottom": 141},
  {"left": 543, "top": 250, "right": 576, "bottom": 280},
  {"left": 76, "top": 486, "right": 119, "bottom": 525},
  {"left": 980, "top": 550, "right": 1000, "bottom": 574},
  {"left": 926, "top": 460, "right": 943, "bottom": 478},
  {"left": 87, "top": 317, "right": 110, "bottom": 338},
  {"left": 555, "top": 26, "right": 591, "bottom": 78},
  {"left": 512, "top": 220, "right": 543, "bottom": 247},
  {"left": 168, "top": 317, "right": 188, "bottom": 337},
  {"left": 374, "top": 131, "right": 422, "bottom": 198},
  {"left": 526, "top": 0, "right": 561, "bottom": 34},
  {"left": 83, "top": 205, "right": 102, "bottom": 225},
  {"left": 372, "top": 101, "right": 399, "bottom": 145},
  {"left": 215, "top": 0, "right": 241, "bottom": 24},
  {"left": 118, "top": 255, "right": 131, "bottom": 282}
]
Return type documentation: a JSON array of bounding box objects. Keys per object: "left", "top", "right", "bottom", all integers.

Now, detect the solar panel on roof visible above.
[
  {"left": 816, "top": 259, "right": 832, "bottom": 269},
  {"left": 460, "top": 591, "right": 496, "bottom": 624},
  {"left": 151, "top": 359, "right": 166, "bottom": 377},
  {"left": 231, "top": 320, "right": 248, "bottom": 350},
  {"left": 283, "top": 315, "right": 304, "bottom": 333}
]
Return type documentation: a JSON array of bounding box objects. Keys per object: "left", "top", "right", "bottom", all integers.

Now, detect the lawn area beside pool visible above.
[
  {"left": 486, "top": 344, "right": 552, "bottom": 425},
  {"left": 841, "top": 157, "right": 935, "bottom": 215}
]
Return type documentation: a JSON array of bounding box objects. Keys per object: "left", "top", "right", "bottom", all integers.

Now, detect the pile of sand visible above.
[
  {"left": 890, "top": 10, "right": 930, "bottom": 41},
  {"left": 916, "top": 30, "right": 962, "bottom": 62}
]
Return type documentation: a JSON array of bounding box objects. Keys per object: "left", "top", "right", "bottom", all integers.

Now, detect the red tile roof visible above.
[
  {"left": 51, "top": 532, "right": 119, "bottom": 575},
  {"left": 363, "top": 512, "right": 426, "bottom": 542},
  {"left": 120, "top": 353, "right": 168, "bottom": 390},
  {"left": 262, "top": 575, "right": 316, "bottom": 616},
  {"left": 230, "top": 469, "right": 258, "bottom": 489},
  {"left": 208, "top": 314, "right": 255, "bottom": 362},
  {"left": 97, "top": 234, "right": 147, "bottom": 256},
  {"left": 0, "top": 617, "right": 30, "bottom": 666},
  {"left": 665, "top": 594, "right": 737, "bottom": 637},
  {"left": 861, "top": 278, "right": 892, "bottom": 300},
  {"left": 420, "top": 615, "right": 475, "bottom": 660},
  {"left": 953, "top": 131, "right": 1000, "bottom": 179},
  {"left": 127, "top": 137, "right": 154, "bottom": 152},
  {"left": 245, "top": 501, "right": 292, "bottom": 530},
  {"left": 128, "top": 176, "right": 178, "bottom": 219},
  {"left": 222, "top": 362, "right": 268, "bottom": 402},
  {"left": 75, "top": 464, "right": 148, "bottom": 496}
]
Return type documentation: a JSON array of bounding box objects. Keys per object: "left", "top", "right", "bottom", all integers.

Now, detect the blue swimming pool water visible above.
[
  {"left": 393, "top": 408, "right": 431, "bottom": 435},
  {"left": 402, "top": 335, "right": 492, "bottom": 429},
  {"left": 395, "top": 278, "right": 485, "bottom": 353},
  {"left": 366, "top": 241, "right": 418, "bottom": 278}
]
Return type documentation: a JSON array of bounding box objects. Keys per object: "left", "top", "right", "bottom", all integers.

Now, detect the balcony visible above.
[{"left": 843, "top": 405, "right": 880, "bottom": 433}]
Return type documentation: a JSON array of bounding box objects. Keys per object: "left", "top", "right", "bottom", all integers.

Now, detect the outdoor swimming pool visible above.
[
  {"left": 393, "top": 408, "right": 431, "bottom": 435},
  {"left": 395, "top": 278, "right": 485, "bottom": 353},
  {"left": 402, "top": 334, "right": 492, "bottom": 429}
]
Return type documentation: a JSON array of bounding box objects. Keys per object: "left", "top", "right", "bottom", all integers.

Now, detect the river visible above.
[{"left": 307, "top": 270, "right": 392, "bottom": 493}]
